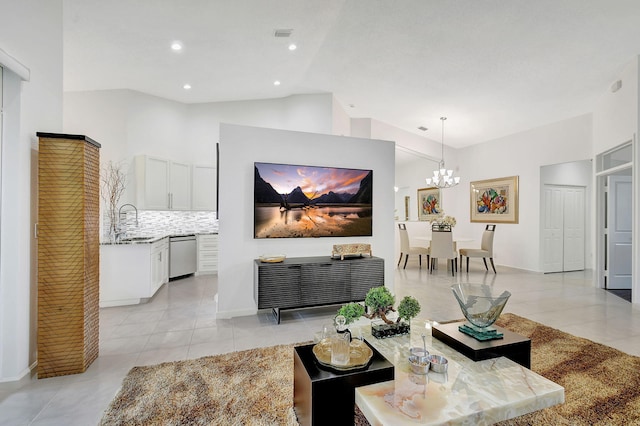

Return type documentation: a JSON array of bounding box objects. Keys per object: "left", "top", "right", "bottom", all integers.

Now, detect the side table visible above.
[
  {"left": 432, "top": 320, "right": 531, "bottom": 368},
  {"left": 293, "top": 340, "right": 394, "bottom": 426}
]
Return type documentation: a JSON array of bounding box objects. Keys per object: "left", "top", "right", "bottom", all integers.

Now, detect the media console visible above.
[{"left": 253, "top": 255, "right": 384, "bottom": 323}]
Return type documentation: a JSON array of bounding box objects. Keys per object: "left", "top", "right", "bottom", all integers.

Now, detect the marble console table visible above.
[{"left": 353, "top": 320, "right": 564, "bottom": 425}]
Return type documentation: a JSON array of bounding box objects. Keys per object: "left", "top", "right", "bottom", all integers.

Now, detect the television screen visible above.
[{"left": 254, "top": 162, "right": 373, "bottom": 238}]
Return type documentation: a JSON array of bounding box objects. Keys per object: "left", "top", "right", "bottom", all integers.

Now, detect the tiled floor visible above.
[{"left": 2, "top": 263, "right": 640, "bottom": 425}]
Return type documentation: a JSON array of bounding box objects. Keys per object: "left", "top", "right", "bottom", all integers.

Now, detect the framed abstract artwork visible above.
[
  {"left": 470, "top": 176, "right": 519, "bottom": 223},
  {"left": 417, "top": 187, "right": 441, "bottom": 221}
]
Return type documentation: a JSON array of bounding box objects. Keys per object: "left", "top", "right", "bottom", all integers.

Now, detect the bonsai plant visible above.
[
  {"left": 397, "top": 296, "right": 421, "bottom": 324},
  {"left": 337, "top": 287, "right": 422, "bottom": 339},
  {"left": 336, "top": 302, "right": 365, "bottom": 326}
]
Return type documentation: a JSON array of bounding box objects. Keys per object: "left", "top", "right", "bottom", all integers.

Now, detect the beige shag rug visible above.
[
  {"left": 100, "top": 344, "right": 300, "bottom": 426},
  {"left": 101, "top": 314, "right": 640, "bottom": 425}
]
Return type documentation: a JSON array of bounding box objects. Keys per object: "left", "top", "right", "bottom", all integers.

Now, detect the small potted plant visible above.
[
  {"left": 336, "top": 302, "right": 365, "bottom": 329},
  {"left": 337, "top": 287, "right": 421, "bottom": 339}
]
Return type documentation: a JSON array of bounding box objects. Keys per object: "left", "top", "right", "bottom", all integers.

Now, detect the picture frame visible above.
[
  {"left": 417, "top": 187, "right": 442, "bottom": 221},
  {"left": 470, "top": 176, "right": 519, "bottom": 224}
]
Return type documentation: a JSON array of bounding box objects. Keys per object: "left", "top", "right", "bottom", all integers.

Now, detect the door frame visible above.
[{"left": 595, "top": 138, "right": 636, "bottom": 303}]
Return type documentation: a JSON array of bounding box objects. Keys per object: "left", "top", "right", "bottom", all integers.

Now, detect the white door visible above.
[
  {"left": 542, "top": 185, "right": 585, "bottom": 273},
  {"left": 607, "top": 176, "right": 632, "bottom": 289},
  {"left": 542, "top": 186, "right": 564, "bottom": 272},
  {"left": 563, "top": 187, "right": 585, "bottom": 271}
]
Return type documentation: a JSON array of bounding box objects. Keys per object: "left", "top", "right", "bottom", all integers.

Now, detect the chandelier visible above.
[{"left": 426, "top": 117, "right": 460, "bottom": 188}]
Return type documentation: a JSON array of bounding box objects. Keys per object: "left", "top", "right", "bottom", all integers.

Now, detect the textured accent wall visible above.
[{"left": 37, "top": 133, "right": 101, "bottom": 378}]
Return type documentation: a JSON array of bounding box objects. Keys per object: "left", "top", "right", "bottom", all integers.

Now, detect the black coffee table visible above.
[
  {"left": 293, "top": 340, "right": 394, "bottom": 426},
  {"left": 432, "top": 320, "right": 531, "bottom": 368}
]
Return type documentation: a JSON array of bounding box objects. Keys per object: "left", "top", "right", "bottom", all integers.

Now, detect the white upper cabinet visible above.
[
  {"left": 192, "top": 165, "right": 217, "bottom": 211},
  {"left": 169, "top": 161, "right": 192, "bottom": 210},
  {"left": 136, "top": 155, "right": 192, "bottom": 210}
]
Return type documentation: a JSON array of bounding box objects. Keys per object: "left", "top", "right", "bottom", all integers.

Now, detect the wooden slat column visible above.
[{"left": 37, "top": 132, "right": 101, "bottom": 378}]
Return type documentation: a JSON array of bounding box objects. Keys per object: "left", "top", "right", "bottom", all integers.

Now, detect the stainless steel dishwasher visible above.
[{"left": 169, "top": 235, "right": 197, "bottom": 279}]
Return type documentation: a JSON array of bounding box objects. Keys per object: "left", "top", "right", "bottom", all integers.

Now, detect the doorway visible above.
[{"left": 596, "top": 141, "right": 633, "bottom": 302}]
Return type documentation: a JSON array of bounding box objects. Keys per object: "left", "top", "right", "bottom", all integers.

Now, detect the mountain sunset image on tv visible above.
[{"left": 254, "top": 162, "right": 373, "bottom": 238}]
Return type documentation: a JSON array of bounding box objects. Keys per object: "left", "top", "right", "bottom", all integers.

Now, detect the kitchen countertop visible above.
[{"left": 100, "top": 231, "right": 218, "bottom": 245}]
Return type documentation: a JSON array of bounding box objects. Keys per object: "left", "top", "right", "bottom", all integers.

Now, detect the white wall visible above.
[
  {"left": 593, "top": 56, "right": 638, "bottom": 154},
  {"left": 0, "top": 0, "right": 63, "bottom": 382},
  {"left": 217, "top": 123, "right": 395, "bottom": 318},
  {"left": 454, "top": 114, "right": 593, "bottom": 271}
]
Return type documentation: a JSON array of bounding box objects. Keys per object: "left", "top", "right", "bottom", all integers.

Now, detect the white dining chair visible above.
[
  {"left": 397, "top": 223, "right": 430, "bottom": 269},
  {"left": 459, "top": 224, "right": 497, "bottom": 273},
  {"left": 429, "top": 229, "right": 457, "bottom": 276}
]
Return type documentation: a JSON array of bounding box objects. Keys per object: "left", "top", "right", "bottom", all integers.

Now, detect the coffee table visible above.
[
  {"left": 353, "top": 320, "right": 564, "bottom": 425},
  {"left": 432, "top": 320, "right": 531, "bottom": 368},
  {"left": 293, "top": 340, "right": 394, "bottom": 426}
]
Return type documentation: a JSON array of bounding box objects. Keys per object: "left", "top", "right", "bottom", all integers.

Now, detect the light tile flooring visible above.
[{"left": 2, "top": 263, "right": 640, "bottom": 425}]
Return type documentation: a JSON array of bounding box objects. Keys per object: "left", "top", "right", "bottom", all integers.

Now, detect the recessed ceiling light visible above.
[
  {"left": 288, "top": 43, "right": 297, "bottom": 51},
  {"left": 171, "top": 41, "right": 183, "bottom": 51},
  {"left": 183, "top": 84, "right": 191, "bottom": 90},
  {"left": 274, "top": 80, "right": 281, "bottom": 86}
]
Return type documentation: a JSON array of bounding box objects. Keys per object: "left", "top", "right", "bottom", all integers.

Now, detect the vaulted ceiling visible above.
[{"left": 64, "top": 0, "right": 640, "bottom": 148}]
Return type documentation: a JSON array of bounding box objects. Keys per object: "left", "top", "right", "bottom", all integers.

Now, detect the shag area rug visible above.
[{"left": 100, "top": 313, "right": 640, "bottom": 425}]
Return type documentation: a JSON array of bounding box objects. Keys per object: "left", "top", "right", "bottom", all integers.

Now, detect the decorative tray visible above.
[
  {"left": 259, "top": 254, "right": 286, "bottom": 263},
  {"left": 312, "top": 338, "right": 373, "bottom": 371}
]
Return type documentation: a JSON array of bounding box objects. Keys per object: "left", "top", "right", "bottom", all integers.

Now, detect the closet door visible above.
[
  {"left": 542, "top": 185, "right": 585, "bottom": 273},
  {"left": 542, "top": 186, "right": 564, "bottom": 273},
  {"left": 563, "top": 187, "right": 585, "bottom": 271}
]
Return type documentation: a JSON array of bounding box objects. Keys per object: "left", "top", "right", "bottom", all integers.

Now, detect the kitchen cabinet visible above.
[
  {"left": 151, "top": 238, "right": 170, "bottom": 292},
  {"left": 135, "top": 155, "right": 191, "bottom": 210},
  {"left": 254, "top": 256, "right": 384, "bottom": 323},
  {"left": 192, "top": 165, "right": 217, "bottom": 211},
  {"left": 100, "top": 237, "right": 170, "bottom": 307},
  {"left": 197, "top": 234, "right": 218, "bottom": 273}
]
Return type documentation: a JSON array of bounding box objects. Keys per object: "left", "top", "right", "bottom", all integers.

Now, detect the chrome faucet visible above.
[{"left": 118, "top": 203, "right": 139, "bottom": 227}]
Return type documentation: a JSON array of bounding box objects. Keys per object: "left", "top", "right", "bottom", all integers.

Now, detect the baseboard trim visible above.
[
  {"left": 215, "top": 308, "right": 257, "bottom": 319},
  {"left": 0, "top": 361, "right": 36, "bottom": 387}
]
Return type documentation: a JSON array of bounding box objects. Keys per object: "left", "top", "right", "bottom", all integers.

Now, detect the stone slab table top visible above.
[{"left": 351, "top": 320, "right": 564, "bottom": 425}]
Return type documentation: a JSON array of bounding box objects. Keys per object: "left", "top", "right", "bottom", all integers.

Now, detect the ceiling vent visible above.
[
  {"left": 274, "top": 29, "right": 293, "bottom": 38},
  {"left": 417, "top": 126, "right": 428, "bottom": 131}
]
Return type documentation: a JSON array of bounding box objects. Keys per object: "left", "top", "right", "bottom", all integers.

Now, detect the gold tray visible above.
[
  {"left": 312, "top": 338, "right": 373, "bottom": 371},
  {"left": 259, "top": 255, "right": 286, "bottom": 263}
]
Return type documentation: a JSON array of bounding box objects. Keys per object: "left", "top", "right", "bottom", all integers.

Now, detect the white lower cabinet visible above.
[
  {"left": 150, "top": 238, "right": 170, "bottom": 294},
  {"left": 197, "top": 234, "right": 218, "bottom": 274},
  {"left": 100, "top": 237, "right": 170, "bottom": 307}
]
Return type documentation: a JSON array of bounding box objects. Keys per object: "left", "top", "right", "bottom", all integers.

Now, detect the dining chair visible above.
[
  {"left": 429, "top": 229, "right": 457, "bottom": 276},
  {"left": 459, "top": 224, "right": 497, "bottom": 273},
  {"left": 397, "top": 223, "right": 430, "bottom": 269}
]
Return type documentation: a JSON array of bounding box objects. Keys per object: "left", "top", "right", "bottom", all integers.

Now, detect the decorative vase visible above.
[
  {"left": 451, "top": 283, "right": 511, "bottom": 341},
  {"left": 371, "top": 319, "right": 410, "bottom": 339}
]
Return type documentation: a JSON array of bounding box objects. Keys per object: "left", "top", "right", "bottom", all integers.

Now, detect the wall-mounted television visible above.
[{"left": 254, "top": 162, "right": 373, "bottom": 238}]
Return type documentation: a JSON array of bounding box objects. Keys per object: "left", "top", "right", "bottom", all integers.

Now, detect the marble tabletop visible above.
[{"left": 353, "top": 320, "right": 564, "bottom": 425}]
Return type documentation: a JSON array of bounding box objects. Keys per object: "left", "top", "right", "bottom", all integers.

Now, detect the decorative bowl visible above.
[
  {"left": 409, "top": 347, "right": 429, "bottom": 358},
  {"left": 408, "top": 355, "right": 430, "bottom": 375},
  {"left": 259, "top": 254, "right": 286, "bottom": 263},
  {"left": 428, "top": 354, "right": 448, "bottom": 373},
  {"left": 451, "top": 283, "right": 511, "bottom": 330}
]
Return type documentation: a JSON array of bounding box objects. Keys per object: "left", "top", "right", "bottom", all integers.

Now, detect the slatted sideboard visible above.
[{"left": 254, "top": 256, "right": 384, "bottom": 323}]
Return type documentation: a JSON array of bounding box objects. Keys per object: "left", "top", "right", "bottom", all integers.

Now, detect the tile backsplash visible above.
[{"left": 112, "top": 210, "right": 218, "bottom": 237}]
